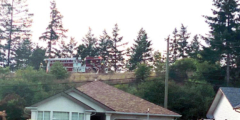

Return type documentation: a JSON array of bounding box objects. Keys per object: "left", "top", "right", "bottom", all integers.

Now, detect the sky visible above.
[{"left": 27, "top": 0, "right": 213, "bottom": 53}]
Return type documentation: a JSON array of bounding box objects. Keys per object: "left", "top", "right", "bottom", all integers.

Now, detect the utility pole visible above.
[{"left": 164, "top": 36, "right": 170, "bottom": 108}]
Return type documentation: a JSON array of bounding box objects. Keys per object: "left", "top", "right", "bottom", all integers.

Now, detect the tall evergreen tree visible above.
[
  {"left": 98, "top": 30, "right": 112, "bottom": 61},
  {"left": 14, "top": 39, "right": 32, "bottom": 68},
  {"left": 187, "top": 35, "right": 201, "bottom": 59},
  {"left": 29, "top": 46, "right": 46, "bottom": 70},
  {"left": 177, "top": 24, "right": 190, "bottom": 58},
  {"left": 60, "top": 37, "right": 78, "bottom": 58},
  {"left": 108, "top": 24, "right": 126, "bottom": 71},
  {"left": 77, "top": 28, "right": 98, "bottom": 61},
  {"left": 129, "top": 28, "right": 153, "bottom": 70},
  {"left": 39, "top": 0, "right": 68, "bottom": 58},
  {"left": 203, "top": 0, "right": 240, "bottom": 84},
  {"left": 0, "top": 0, "right": 33, "bottom": 66},
  {"left": 169, "top": 28, "right": 179, "bottom": 63}
]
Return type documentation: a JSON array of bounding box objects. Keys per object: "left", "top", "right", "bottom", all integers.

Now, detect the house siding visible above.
[
  {"left": 213, "top": 95, "right": 240, "bottom": 120},
  {"left": 37, "top": 95, "right": 85, "bottom": 112}
]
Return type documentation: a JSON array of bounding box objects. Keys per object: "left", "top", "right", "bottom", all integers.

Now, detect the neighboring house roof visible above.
[
  {"left": 220, "top": 87, "right": 240, "bottom": 109},
  {"left": 77, "top": 81, "right": 180, "bottom": 116},
  {"left": 207, "top": 87, "right": 240, "bottom": 118}
]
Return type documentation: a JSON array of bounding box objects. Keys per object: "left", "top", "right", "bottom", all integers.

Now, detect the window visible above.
[
  {"left": 72, "top": 113, "right": 84, "bottom": 120},
  {"left": 37, "top": 111, "right": 50, "bottom": 120},
  {"left": 53, "top": 112, "right": 69, "bottom": 120}
]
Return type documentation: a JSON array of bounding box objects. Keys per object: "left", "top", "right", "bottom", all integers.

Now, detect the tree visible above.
[
  {"left": 108, "top": 24, "right": 126, "bottom": 71},
  {"left": 50, "top": 61, "right": 68, "bottom": 79},
  {"left": 60, "top": 37, "right": 78, "bottom": 58},
  {"left": 98, "top": 30, "right": 112, "bottom": 61},
  {"left": 169, "top": 28, "right": 179, "bottom": 63},
  {"left": 203, "top": 0, "right": 240, "bottom": 85},
  {"left": 134, "top": 63, "right": 151, "bottom": 87},
  {"left": 187, "top": 35, "right": 201, "bottom": 59},
  {"left": 77, "top": 28, "right": 98, "bottom": 61},
  {"left": 0, "top": 0, "right": 33, "bottom": 66},
  {"left": 177, "top": 24, "right": 190, "bottom": 58},
  {"left": 129, "top": 28, "right": 153, "bottom": 70},
  {"left": 29, "top": 46, "right": 46, "bottom": 70},
  {"left": 39, "top": 0, "right": 68, "bottom": 58},
  {"left": 153, "top": 51, "right": 165, "bottom": 77},
  {"left": 14, "top": 39, "right": 32, "bottom": 69}
]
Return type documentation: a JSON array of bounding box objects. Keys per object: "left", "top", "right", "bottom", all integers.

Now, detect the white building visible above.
[
  {"left": 207, "top": 87, "right": 240, "bottom": 120},
  {"left": 26, "top": 81, "right": 181, "bottom": 120}
]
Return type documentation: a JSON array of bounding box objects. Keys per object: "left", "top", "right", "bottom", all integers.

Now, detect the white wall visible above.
[
  {"left": 213, "top": 95, "right": 240, "bottom": 120},
  {"left": 68, "top": 91, "right": 106, "bottom": 112},
  {"left": 37, "top": 95, "right": 85, "bottom": 113}
]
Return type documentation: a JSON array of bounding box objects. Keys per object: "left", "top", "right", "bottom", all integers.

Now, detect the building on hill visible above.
[
  {"left": 26, "top": 81, "right": 181, "bottom": 120},
  {"left": 44, "top": 57, "right": 107, "bottom": 73},
  {"left": 207, "top": 87, "right": 240, "bottom": 120}
]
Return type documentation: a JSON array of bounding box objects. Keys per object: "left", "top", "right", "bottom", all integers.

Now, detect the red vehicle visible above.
[{"left": 85, "top": 56, "right": 105, "bottom": 73}]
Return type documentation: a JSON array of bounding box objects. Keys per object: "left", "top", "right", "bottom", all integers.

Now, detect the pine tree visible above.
[
  {"left": 169, "top": 28, "right": 179, "bottom": 63},
  {"left": 129, "top": 28, "right": 153, "bottom": 70},
  {"left": 77, "top": 28, "right": 98, "bottom": 61},
  {"left": 0, "top": 0, "right": 33, "bottom": 66},
  {"left": 177, "top": 24, "right": 190, "bottom": 58},
  {"left": 203, "top": 0, "right": 240, "bottom": 84},
  {"left": 60, "top": 37, "right": 78, "bottom": 58},
  {"left": 98, "top": 30, "right": 112, "bottom": 61},
  {"left": 108, "top": 24, "right": 126, "bottom": 71},
  {"left": 39, "top": 0, "right": 68, "bottom": 58},
  {"left": 188, "top": 35, "right": 201, "bottom": 59},
  {"left": 14, "top": 39, "right": 32, "bottom": 68},
  {"left": 29, "top": 46, "right": 46, "bottom": 70}
]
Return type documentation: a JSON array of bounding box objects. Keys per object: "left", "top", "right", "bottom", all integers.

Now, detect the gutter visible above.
[
  {"left": 105, "top": 111, "right": 182, "bottom": 117},
  {"left": 25, "top": 107, "right": 37, "bottom": 110}
]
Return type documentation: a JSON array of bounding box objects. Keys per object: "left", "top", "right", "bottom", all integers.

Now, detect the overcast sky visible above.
[{"left": 28, "top": 0, "right": 213, "bottom": 52}]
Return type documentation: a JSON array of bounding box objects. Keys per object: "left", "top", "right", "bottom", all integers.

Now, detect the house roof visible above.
[
  {"left": 220, "top": 87, "right": 240, "bottom": 108},
  {"left": 77, "top": 81, "right": 180, "bottom": 116}
]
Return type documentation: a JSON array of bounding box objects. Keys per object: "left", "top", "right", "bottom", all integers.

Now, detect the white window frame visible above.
[{"left": 37, "top": 111, "right": 50, "bottom": 120}]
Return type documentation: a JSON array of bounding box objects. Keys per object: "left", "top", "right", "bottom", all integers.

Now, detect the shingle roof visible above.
[
  {"left": 220, "top": 87, "right": 240, "bottom": 108},
  {"left": 77, "top": 81, "right": 179, "bottom": 116}
]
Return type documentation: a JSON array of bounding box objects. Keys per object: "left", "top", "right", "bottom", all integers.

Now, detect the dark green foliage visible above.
[
  {"left": 134, "top": 63, "right": 151, "bottom": 86},
  {"left": 29, "top": 46, "right": 46, "bottom": 70},
  {"left": 169, "top": 24, "right": 190, "bottom": 62},
  {"left": 50, "top": 61, "right": 68, "bottom": 79},
  {"left": 202, "top": 0, "right": 240, "bottom": 83},
  {"left": 39, "top": 0, "right": 68, "bottom": 58},
  {"left": 0, "top": 67, "right": 71, "bottom": 120},
  {"left": 0, "top": 0, "right": 33, "bottom": 66},
  {"left": 177, "top": 24, "right": 190, "bottom": 58},
  {"left": 169, "top": 58, "right": 221, "bottom": 83},
  {"left": 14, "top": 40, "right": 33, "bottom": 69},
  {"left": 187, "top": 35, "right": 201, "bottom": 59},
  {"left": 129, "top": 28, "right": 153, "bottom": 70},
  {"left": 153, "top": 51, "right": 165, "bottom": 77},
  {"left": 116, "top": 79, "right": 215, "bottom": 120},
  {"left": 77, "top": 28, "right": 98, "bottom": 61}
]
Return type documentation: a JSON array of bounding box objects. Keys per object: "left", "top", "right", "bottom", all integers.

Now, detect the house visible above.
[
  {"left": 26, "top": 81, "right": 181, "bottom": 120},
  {"left": 206, "top": 87, "right": 240, "bottom": 120}
]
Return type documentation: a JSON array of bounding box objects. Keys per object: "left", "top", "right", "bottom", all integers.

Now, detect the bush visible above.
[{"left": 50, "top": 61, "right": 69, "bottom": 79}]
